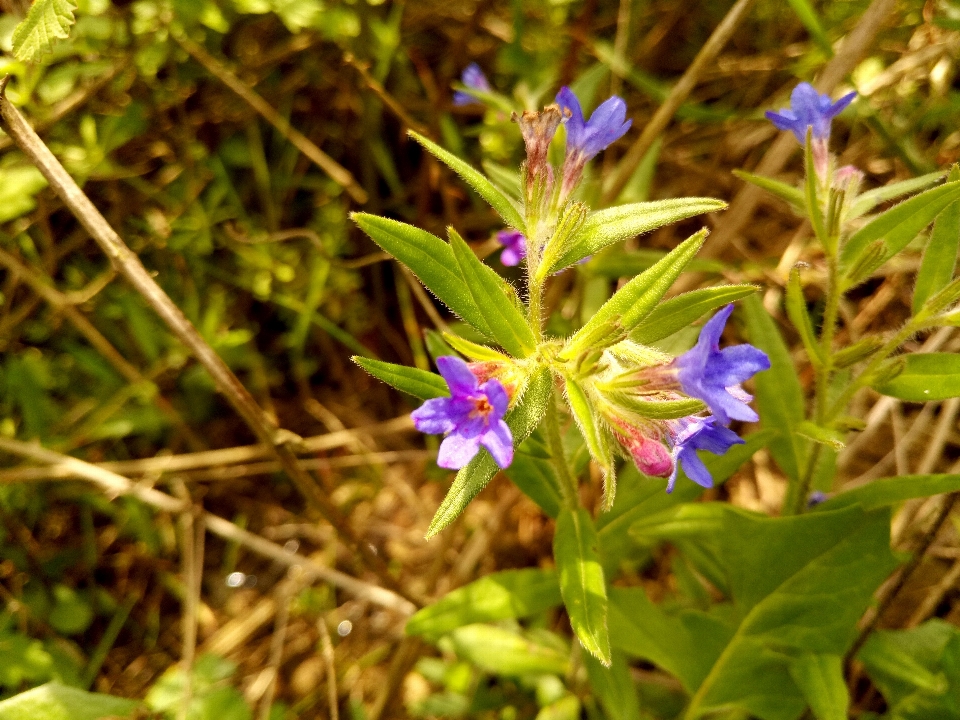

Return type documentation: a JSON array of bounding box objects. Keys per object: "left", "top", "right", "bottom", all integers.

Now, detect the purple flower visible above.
[
  {"left": 807, "top": 490, "right": 829, "bottom": 508},
  {"left": 765, "top": 82, "right": 856, "bottom": 144},
  {"left": 555, "top": 87, "right": 631, "bottom": 199},
  {"left": 497, "top": 230, "right": 526, "bottom": 267},
  {"left": 411, "top": 356, "right": 513, "bottom": 469},
  {"left": 453, "top": 63, "right": 492, "bottom": 106},
  {"left": 674, "top": 305, "right": 770, "bottom": 426},
  {"left": 667, "top": 416, "right": 744, "bottom": 492}
]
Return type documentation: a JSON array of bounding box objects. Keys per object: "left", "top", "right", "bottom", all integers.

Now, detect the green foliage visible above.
[
  {"left": 554, "top": 507, "right": 610, "bottom": 665},
  {"left": 914, "top": 167, "right": 960, "bottom": 314},
  {"left": 816, "top": 473, "right": 960, "bottom": 512},
  {"left": 872, "top": 353, "right": 960, "bottom": 401},
  {"left": 789, "top": 653, "right": 848, "bottom": 720},
  {"left": 449, "top": 625, "right": 569, "bottom": 677},
  {"left": 146, "top": 654, "right": 252, "bottom": 720},
  {"left": 0, "top": 683, "right": 142, "bottom": 720},
  {"left": 630, "top": 284, "right": 759, "bottom": 345},
  {"left": 11, "top": 0, "right": 78, "bottom": 63},
  {"left": 352, "top": 357, "right": 448, "bottom": 399}
]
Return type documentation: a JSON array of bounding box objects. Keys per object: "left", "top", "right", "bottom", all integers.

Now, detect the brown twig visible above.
[
  {"left": 170, "top": 32, "right": 368, "bottom": 204},
  {"left": 0, "top": 80, "right": 413, "bottom": 601},
  {"left": 845, "top": 491, "right": 959, "bottom": 663},
  {"left": 601, "top": 0, "right": 757, "bottom": 204},
  {"left": 344, "top": 53, "right": 430, "bottom": 136},
  {"left": 0, "top": 436, "right": 417, "bottom": 615}
]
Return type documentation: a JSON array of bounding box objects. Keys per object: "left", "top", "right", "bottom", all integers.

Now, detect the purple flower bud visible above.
[
  {"left": 496, "top": 230, "right": 526, "bottom": 267},
  {"left": 411, "top": 356, "right": 514, "bottom": 469},
  {"left": 555, "top": 86, "right": 631, "bottom": 199},
  {"left": 674, "top": 305, "right": 770, "bottom": 426},
  {"left": 765, "top": 82, "right": 856, "bottom": 145},
  {"left": 666, "top": 416, "right": 744, "bottom": 492},
  {"left": 453, "top": 63, "right": 491, "bottom": 107}
]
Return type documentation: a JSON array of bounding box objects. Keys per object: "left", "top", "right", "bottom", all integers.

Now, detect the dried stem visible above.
[
  {"left": 318, "top": 616, "right": 340, "bottom": 720},
  {"left": 0, "top": 82, "right": 411, "bottom": 601}
]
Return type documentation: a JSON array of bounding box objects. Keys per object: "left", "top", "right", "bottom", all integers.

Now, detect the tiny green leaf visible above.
[
  {"left": 788, "top": 653, "right": 849, "bottom": 720},
  {"left": 914, "top": 166, "right": 960, "bottom": 315},
  {"left": 796, "top": 420, "right": 845, "bottom": 450},
  {"left": 441, "top": 332, "right": 509, "bottom": 361},
  {"left": 555, "top": 507, "right": 611, "bottom": 665},
  {"left": 11, "top": 0, "right": 77, "bottom": 63},
  {"left": 786, "top": 269, "right": 825, "bottom": 367},
  {"left": 352, "top": 214, "right": 492, "bottom": 338},
  {"left": 352, "top": 357, "right": 448, "bottom": 399},
  {"left": 630, "top": 284, "right": 759, "bottom": 344},
  {"left": 406, "top": 569, "right": 561, "bottom": 639},
  {"left": 872, "top": 353, "right": 960, "bottom": 402},
  {"left": 426, "top": 367, "right": 551, "bottom": 537},
  {"left": 732, "top": 169, "right": 805, "bottom": 209},
  {"left": 448, "top": 228, "right": 536, "bottom": 357},
  {"left": 847, "top": 169, "right": 947, "bottom": 220},
  {"left": 409, "top": 131, "right": 525, "bottom": 232},
  {"left": 550, "top": 198, "right": 725, "bottom": 272},
  {"left": 562, "top": 228, "right": 708, "bottom": 358}
]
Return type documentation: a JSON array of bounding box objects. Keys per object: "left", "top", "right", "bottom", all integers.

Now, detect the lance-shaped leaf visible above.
[
  {"left": 426, "top": 367, "right": 551, "bottom": 537},
  {"left": 847, "top": 169, "right": 947, "bottom": 221},
  {"left": 352, "top": 357, "right": 449, "bottom": 399},
  {"left": 549, "top": 198, "right": 725, "bottom": 272},
  {"left": 732, "top": 169, "right": 805, "bottom": 209},
  {"left": 584, "top": 650, "right": 642, "bottom": 720},
  {"left": 450, "top": 625, "right": 569, "bottom": 677},
  {"left": 561, "top": 229, "right": 708, "bottom": 359},
  {"left": 555, "top": 506, "right": 611, "bottom": 665},
  {"left": 604, "top": 392, "right": 705, "bottom": 420},
  {"left": 448, "top": 228, "right": 537, "bottom": 358},
  {"left": 630, "top": 284, "right": 759, "bottom": 344},
  {"left": 442, "top": 332, "right": 509, "bottom": 361},
  {"left": 409, "top": 131, "right": 525, "bottom": 232},
  {"left": 872, "top": 353, "right": 960, "bottom": 402},
  {"left": 786, "top": 269, "right": 825, "bottom": 367},
  {"left": 742, "top": 295, "right": 808, "bottom": 485},
  {"left": 815, "top": 473, "right": 960, "bottom": 512},
  {"left": 565, "top": 377, "right": 616, "bottom": 509},
  {"left": 406, "top": 569, "right": 561, "bottom": 640},
  {"left": 840, "top": 181, "right": 960, "bottom": 272},
  {"left": 788, "top": 653, "right": 849, "bottom": 720},
  {"left": 11, "top": 0, "right": 77, "bottom": 62},
  {"left": 506, "top": 436, "right": 563, "bottom": 518},
  {"left": 914, "top": 166, "right": 960, "bottom": 315},
  {"left": 352, "top": 214, "right": 492, "bottom": 338}
]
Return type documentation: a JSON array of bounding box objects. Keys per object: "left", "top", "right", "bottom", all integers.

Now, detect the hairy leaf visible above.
[
  {"left": 352, "top": 357, "right": 448, "bottom": 399},
  {"left": 630, "top": 284, "right": 759, "bottom": 344},
  {"left": 872, "top": 353, "right": 960, "bottom": 401},
  {"left": 12, "top": 0, "right": 77, "bottom": 63}
]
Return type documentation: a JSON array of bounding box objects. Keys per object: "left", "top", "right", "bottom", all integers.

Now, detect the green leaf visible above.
[
  {"left": 847, "top": 169, "right": 947, "bottom": 221},
  {"left": 796, "top": 420, "right": 845, "bottom": 450},
  {"left": 550, "top": 198, "right": 726, "bottom": 272},
  {"left": 634, "top": 505, "right": 898, "bottom": 720},
  {"left": 585, "top": 248, "right": 726, "bottom": 279},
  {"left": 442, "top": 332, "right": 509, "bottom": 361},
  {"left": 840, "top": 181, "right": 960, "bottom": 273},
  {"left": 406, "top": 569, "right": 561, "bottom": 640},
  {"left": 562, "top": 229, "right": 708, "bottom": 358},
  {"left": 449, "top": 624, "right": 569, "bottom": 677},
  {"left": 914, "top": 167, "right": 960, "bottom": 315},
  {"left": 630, "top": 284, "right": 759, "bottom": 344},
  {"left": 815, "top": 473, "right": 960, "bottom": 512},
  {"left": 583, "top": 650, "right": 642, "bottom": 720},
  {"left": 352, "top": 214, "right": 491, "bottom": 339},
  {"left": 554, "top": 507, "right": 611, "bottom": 665},
  {"left": 505, "top": 435, "right": 563, "bottom": 518},
  {"left": 11, "top": 0, "right": 78, "bottom": 63},
  {"left": 786, "top": 269, "right": 825, "bottom": 367},
  {"left": 564, "top": 377, "right": 613, "bottom": 484},
  {"left": 789, "top": 653, "right": 848, "bottom": 720},
  {"left": 732, "top": 169, "right": 805, "bottom": 209},
  {"left": 426, "top": 367, "right": 551, "bottom": 537},
  {"left": 0, "top": 683, "right": 142, "bottom": 720},
  {"left": 604, "top": 392, "right": 706, "bottom": 420},
  {"left": 872, "top": 353, "right": 960, "bottom": 401},
  {"left": 448, "top": 228, "right": 536, "bottom": 357},
  {"left": 352, "top": 357, "right": 448, "bottom": 399},
  {"left": 409, "top": 131, "right": 525, "bottom": 232},
  {"left": 784, "top": 0, "right": 832, "bottom": 53},
  {"left": 742, "top": 295, "right": 808, "bottom": 484}
]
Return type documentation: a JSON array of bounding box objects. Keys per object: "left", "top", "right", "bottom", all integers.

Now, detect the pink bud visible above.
[{"left": 628, "top": 436, "right": 673, "bottom": 477}]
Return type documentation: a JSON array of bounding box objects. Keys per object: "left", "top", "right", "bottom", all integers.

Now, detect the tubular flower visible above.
[
  {"left": 453, "top": 63, "right": 491, "bottom": 106},
  {"left": 555, "top": 86, "right": 631, "bottom": 198},
  {"left": 666, "top": 416, "right": 744, "bottom": 492},
  {"left": 411, "top": 356, "right": 513, "bottom": 470},
  {"left": 513, "top": 104, "right": 565, "bottom": 202},
  {"left": 765, "top": 82, "right": 856, "bottom": 144},
  {"left": 496, "top": 229, "right": 526, "bottom": 267},
  {"left": 674, "top": 304, "right": 771, "bottom": 426}
]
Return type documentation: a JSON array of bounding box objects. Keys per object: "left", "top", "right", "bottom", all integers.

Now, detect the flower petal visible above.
[
  {"left": 411, "top": 397, "right": 458, "bottom": 434},
  {"left": 482, "top": 379, "right": 509, "bottom": 417},
  {"left": 437, "top": 433, "right": 481, "bottom": 469},
  {"left": 677, "top": 446, "right": 714, "bottom": 489},
  {"left": 480, "top": 419, "right": 514, "bottom": 468},
  {"left": 437, "top": 356, "right": 479, "bottom": 397}
]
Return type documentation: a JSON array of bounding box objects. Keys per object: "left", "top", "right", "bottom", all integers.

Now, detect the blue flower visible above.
[
  {"left": 667, "top": 416, "right": 744, "bottom": 492},
  {"left": 765, "top": 82, "right": 856, "bottom": 144},
  {"left": 453, "top": 63, "right": 491, "bottom": 106},
  {"left": 411, "top": 356, "right": 513, "bottom": 469},
  {"left": 556, "top": 87, "right": 632, "bottom": 162},
  {"left": 674, "top": 305, "right": 771, "bottom": 426},
  {"left": 496, "top": 230, "right": 526, "bottom": 267}
]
